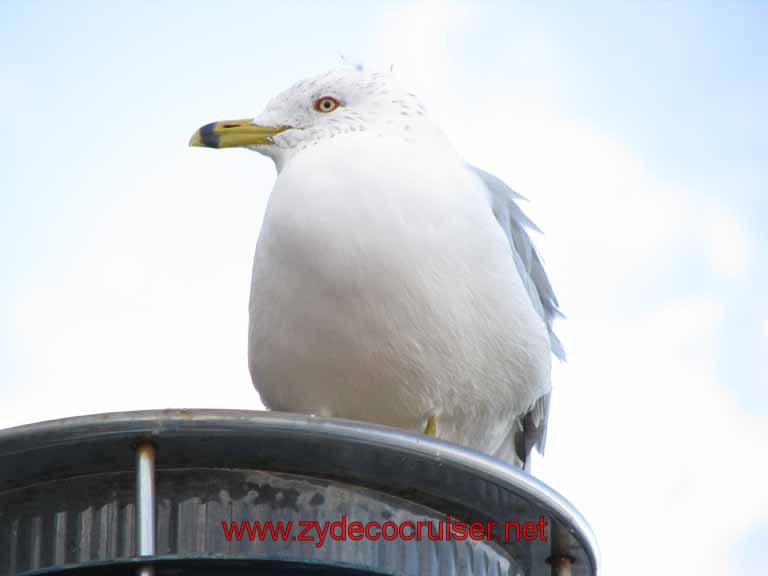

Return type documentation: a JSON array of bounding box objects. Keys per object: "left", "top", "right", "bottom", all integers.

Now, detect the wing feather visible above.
[{"left": 470, "top": 165, "right": 564, "bottom": 466}]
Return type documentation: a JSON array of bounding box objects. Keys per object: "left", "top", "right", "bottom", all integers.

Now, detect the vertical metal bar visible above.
[
  {"left": 135, "top": 440, "right": 156, "bottom": 576},
  {"left": 549, "top": 521, "right": 575, "bottom": 576},
  {"left": 550, "top": 556, "right": 573, "bottom": 576},
  {"left": 136, "top": 562, "right": 155, "bottom": 575}
]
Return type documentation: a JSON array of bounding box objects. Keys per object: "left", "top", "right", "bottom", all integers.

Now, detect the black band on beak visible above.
[{"left": 198, "top": 122, "right": 221, "bottom": 148}]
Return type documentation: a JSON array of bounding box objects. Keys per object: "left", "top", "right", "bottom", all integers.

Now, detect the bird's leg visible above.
[{"left": 424, "top": 415, "right": 437, "bottom": 437}]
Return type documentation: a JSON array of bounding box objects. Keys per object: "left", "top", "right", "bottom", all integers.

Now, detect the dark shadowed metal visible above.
[{"left": 0, "top": 410, "right": 599, "bottom": 575}]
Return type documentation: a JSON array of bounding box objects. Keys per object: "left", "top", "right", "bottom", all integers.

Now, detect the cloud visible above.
[
  {"left": 8, "top": 148, "right": 269, "bottom": 427},
  {"left": 364, "top": 0, "right": 469, "bottom": 126},
  {"left": 489, "top": 85, "right": 767, "bottom": 573},
  {"left": 706, "top": 209, "right": 750, "bottom": 280},
  {"left": 542, "top": 296, "right": 768, "bottom": 575}
]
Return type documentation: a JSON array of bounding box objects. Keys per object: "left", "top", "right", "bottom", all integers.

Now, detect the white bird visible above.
[{"left": 190, "top": 68, "right": 564, "bottom": 469}]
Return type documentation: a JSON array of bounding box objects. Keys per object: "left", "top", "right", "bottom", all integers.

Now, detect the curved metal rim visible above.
[
  {"left": 17, "top": 555, "right": 396, "bottom": 575},
  {"left": 0, "top": 409, "right": 600, "bottom": 572}
]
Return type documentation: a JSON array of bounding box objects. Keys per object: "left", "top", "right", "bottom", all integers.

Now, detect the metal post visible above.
[
  {"left": 550, "top": 556, "right": 573, "bottom": 576},
  {"left": 549, "top": 520, "right": 576, "bottom": 576},
  {"left": 135, "top": 440, "right": 156, "bottom": 576}
]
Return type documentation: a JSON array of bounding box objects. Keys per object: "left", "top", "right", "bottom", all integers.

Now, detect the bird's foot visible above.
[{"left": 424, "top": 415, "right": 437, "bottom": 437}]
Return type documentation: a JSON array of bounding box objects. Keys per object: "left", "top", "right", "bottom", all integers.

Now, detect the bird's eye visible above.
[{"left": 314, "top": 96, "right": 341, "bottom": 113}]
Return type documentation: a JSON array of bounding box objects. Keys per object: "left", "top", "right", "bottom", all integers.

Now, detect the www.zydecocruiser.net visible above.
[{"left": 222, "top": 514, "right": 550, "bottom": 547}]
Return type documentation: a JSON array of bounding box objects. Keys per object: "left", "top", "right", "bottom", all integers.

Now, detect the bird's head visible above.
[{"left": 189, "top": 67, "right": 431, "bottom": 169}]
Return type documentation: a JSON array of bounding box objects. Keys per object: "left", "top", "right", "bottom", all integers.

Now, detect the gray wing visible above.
[{"left": 470, "top": 165, "right": 564, "bottom": 468}]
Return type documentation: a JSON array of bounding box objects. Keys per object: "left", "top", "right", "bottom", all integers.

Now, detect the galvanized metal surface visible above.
[{"left": 0, "top": 410, "right": 599, "bottom": 575}]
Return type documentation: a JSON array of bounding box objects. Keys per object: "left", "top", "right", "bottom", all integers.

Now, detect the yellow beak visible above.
[{"left": 189, "top": 119, "right": 290, "bottom": 148}]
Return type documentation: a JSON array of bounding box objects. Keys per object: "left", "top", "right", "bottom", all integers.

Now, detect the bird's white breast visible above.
[{"left": 248, "top": 132, "right": 551, "bottom": 455}]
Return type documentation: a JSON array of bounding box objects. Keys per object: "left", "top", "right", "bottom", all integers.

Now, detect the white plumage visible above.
[{"left": 193, "top": 68, "right": 563, "bottom": 468}]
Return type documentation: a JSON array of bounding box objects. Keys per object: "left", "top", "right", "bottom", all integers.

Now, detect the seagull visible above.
[{"left": 189, "top": 68, "right": 564, "bottom": 469}]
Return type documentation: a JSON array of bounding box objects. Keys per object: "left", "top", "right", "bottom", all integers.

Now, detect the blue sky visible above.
[{"left": 2, "top": 1, "right": 766, "bottom": 573}]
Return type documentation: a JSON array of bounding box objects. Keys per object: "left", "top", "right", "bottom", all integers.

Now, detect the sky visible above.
[{"left": 2, "top": 0, "right": 767, "bottom": 573}]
